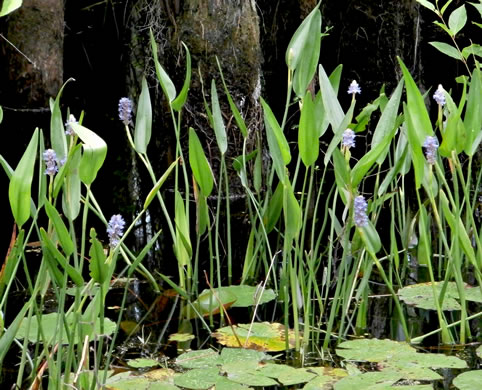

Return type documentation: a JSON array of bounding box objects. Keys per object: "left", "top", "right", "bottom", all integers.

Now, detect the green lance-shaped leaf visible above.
[
  {"left": 397, "top": 57, "right": 433, "bottom": 144},
  {"left": 149, "top": 28, "right": 176, "bottom": 102},
  {"left": 0, "top": 300, "right": 30, "bottom": 369},
  {"left": 134, "top": 77, "right": 152, "bottom": 154},
  {"left": 89, "top": 228, "right": 108, "bottom": 284},
  {"left": 324, "top": 101, "right": 355, "bottom": 166},
  {"left": 172, "top": 42, "right": 192, "bottom": 112},
  {"left": 439, "top": 91, "right": 466, "bottom": 156},
  {"left": 464, "top": 66, "right": 482, "bottom": 156},
  {"left": 358, "top": 221, "right": 381, "bottom": 254},
  {"left": 319, "top": 63, "right": 344, "bottom": 133},
  {"left": 298, "top": 91, "right": 319, "bottom": 167},
  {"left": 263, "top": 181, "right": 284, "bottom": 233},
  {"left": 9, "top": 129, "right": 39, "bottom": 227},
  {"left": 211, "top": 79, "right": 227, "bottom": 154},
  {"left": 403, "top": 103, "right": 425, "bottom": 189},
  {"left": 216, "top": 57, "right": 248, "bottom": 138},
  {"left": 371, "top": 79, "right": 404, "bottom": 164},
  {"left": 448, "top": 4, "right": 467, "bottom": 36},
  {"left": 44, "top": 199, "right": 74, "bottom": 257},
  {"left": 189, "top": 128, "right": 214, "bottom": 196},
  {"left": 174, "top": 190, "right": 191, "bottom": 266},
  {"left": 416, "top": 0, "right": 436, "bottom": 12},
  {"left": 429, "top": 41, "right": 463, "bottom": 61},
  {"left": 0, "top": 0, "right": 22, "bottom": 18},
  {"left": 61, "top": 145, "right": 82, "bottom": 220},
  {"left": 144, "top": 157, "right": 179, "bottom": 209},
  {"left": 50, "top": 78, "right": 74, "bottom": 162},
  {"left": 40, "top": 228, "right": 84, "bottom": 287},
  {"left": 261, "top": 97, "right": 291, "bottom": 164},
  {"left": 71, "top": 123, "right": 107, "bottom": 185},
  {"left": 289, "top": 6, "right": 322, "bottom": 97},
  {"left": 0, "top": 106, "right": 3, "bottom": 124},
  {"left": 332, "top": 148, "right": 350, "bottom": 205},
  {"left": 286, "top": 3, "right": 321, "bottom": 95},
  {"left": 283, "top": 180, "right": 301, "bottom": 242}
]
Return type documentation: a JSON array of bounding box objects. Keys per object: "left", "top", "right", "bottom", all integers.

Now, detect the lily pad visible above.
[
  {"left": 216, "top": 285, "right": 276, "bottom": 307},
  {"left": 333, "top": 371, "right": 402, "bottom": 389},
  {"left": 303, "top": 367, "right": 348, "bottom": 389},
  {"left": 16, "top": 312, "right": 116, "bottom": 344},
  {"left": 105, "top": 369, "right": 178, "bottom": 390},
  {"left": 227, "top": 371, "right": 279, "bottom": 387},
  {"left": 127, "top": 358, "right": 160, "bottom": 369},
  {"left": 173, "top": 367, "right": 220, "bottom": 389},
  {"left": 213, "top": 322, "right": 296, "bottom": 351},
  {"left": 336, "top": 339, "right": 414, "bottom": 362},
  {"left": 175, "top": 349, "right": 221, "bottom": 369},
  {"left": 398, "top": 282, "right": 482, "bottom": 311},
  {"left": 220, "top": 347, "right": 270, "bottom": 363},
  {"left": 183, "top": 289, "right": 237, "bottom": 319},
  {"left": 168, "top": 333, "right": 195, "bottom": 343},
  {"left": 453, "top": 370, "right": 482, "bottom": 390}
]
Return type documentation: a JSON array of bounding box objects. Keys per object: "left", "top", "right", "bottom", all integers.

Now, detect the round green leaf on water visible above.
[
  {"left": 336, "top": 339, "right": 414, "bottom": 362},
  {"left": 127, "top": 358, "right": 160, "bottom": 369},
  {"left": 453, "top": 370, "right": 482, "bottom": 390},
  {"left": 216, "top": 285, "right": 276, "bottom": 307},
  {"left": 175, "top": 349, "right": 221, "bottom": 369},
  {"left": 105, "top": 368, "right": 178, "bottom": 390},
  {"left": 333, "top": 371, "right": 402, "bottom": 390},
  {"left": 173, "top": 367, "right": 219, "bottom": 390},
  {"left": 303, "top": 367, "right": 348, "bottom": 390}
]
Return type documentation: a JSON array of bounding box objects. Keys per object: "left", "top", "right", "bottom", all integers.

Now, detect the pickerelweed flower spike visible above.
[
  {"left": 353, "top": 195, "right": 369, "bottom": 228},
  {"left": 342, "top": 129, "right": 356, "bottom": 149},
  {"left": 118, "top": 97, "right": 133, "bottom": 125},
  {"left": 347, "top": 80, "right": 361, "bottom": 95},
  {"left": 65, "top": 114, "right": 77, "bottom": 135},
  {"left": 43, "top": 149, "right": 58, "bottom": 176},
  {"left": 107, "top": 214, "right": 125, "bottom": 248},
  {"left": 433, "top": 84, "right": 446, "bottom": 106},
  {"left": 423, "top": 136, "right": 439, "bottom": 165}
]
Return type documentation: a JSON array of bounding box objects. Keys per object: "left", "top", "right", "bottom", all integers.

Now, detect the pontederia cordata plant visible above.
[{"left": 0, "top": 0, "right": 481, "bottom": 387}]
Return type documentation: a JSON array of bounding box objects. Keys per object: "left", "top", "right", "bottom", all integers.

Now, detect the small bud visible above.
[
  {"left": 65, "top": 114, "right": 77, "bottom": 135},
  {"left": 347, "top": 80, "right": 361, "bottom": 95},
  {"left": 433, "top": 84, "right": 446, "bottom": 106}
]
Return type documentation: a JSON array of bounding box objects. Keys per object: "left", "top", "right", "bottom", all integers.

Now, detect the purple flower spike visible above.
[
  {"left": 347, "top": 80, "right": 361, "bottom": 95},
  {"left": 107, "top": 214, "right": 125, "bottom": 248},
  {"left": 354, "top": 195, "right": 368, "bottom": 228},
  {"left": 423, "top": 136, "right": 439, "bottom": 165},
  {"left": 118, "top": 97, "right": 133, "bottom": 125},
  {"left": 433, "top": 84, "right": 446, "bottom": 106},
  {"left": 65, "top": 114, "right": 77, "bottom": 135},
  {"left": 43, "top": 149, "right": 58, "bottom": 176},
  {"left": 342, "top": 129, "right": 356, "bottom": 149}
]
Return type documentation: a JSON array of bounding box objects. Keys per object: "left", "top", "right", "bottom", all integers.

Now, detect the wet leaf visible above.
[
  {"left": 220, "top": 347, "right": 270, "bottom": 364},
  {"left": 337, "top": 339, "right": 414, "bottom": 362},
  {"left": 261, "top": 364, "right": 316, "bottom": 386},
  {"left": 168, "top": 333, "right": 195, "bottom": 343},
  {"left": 173, "top": 367, "right": 219, "bottom": 389},
  {"left": 127, "top": 358, "right": 160, "bottom": 369},
  {"left": 453, "top": 370, "right": 482, "bottom": 390},
  {"left": 227, "top": 371, "right": 278, "bottom": 387},
  {"left": 213, "top": 322, "right": 296, "bottom": 351},
  {"left": 175, "top": 349, "right": 221, "bottom": 369},
  {"left": 16, "top": 312, "right": 116, "bottom": 344},
  {"left": 105, "top": 368, "right": 178, "bottom": 390},
  {"left": 303, "top": 367, "right": 348, "bottom": 389},
  {"left": 398, "top": 282, "right": 482, "bottom": 311},
  {"left": 333, "top": 371, "right": 402, "bottom": 389},
  {"left": 183, "top": 288, "right": 236, "bottom": 319}
]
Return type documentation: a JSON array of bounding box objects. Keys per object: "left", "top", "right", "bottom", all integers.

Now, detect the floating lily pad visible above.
[
  {"left": 127, "top": 358, "right": 160, "bottom": 369},
  {"left": 453, "top": 370, "right": 482, "bottom": 390},
  {"left": 173, "top": 367, "right": 220, "bottom": 389},
  {"left": 168, "top": 333, "right": 195, "bottom": 342},
  {"left": 16, "top": 312, "right": 116, "bottom": 344},
  {"left": 303, "top": 367, "right": 348, "bottom": 389},
  {"left": 183, "top": 289, "right": 237, "bottom": 319},
  {"left": 213, "top": 322, "right": 296, "bottom": 351},
  {"left": 227, "top": 370, "right": 279, "bottom": 387},
  {"left": 175, "top": 349, "right": 221, "bottom": 369},
  {"left": 220, "top": 346, "right": 270, "bottom": 363},
  {"left": 398, "top": 282, "right": 482, "bottom": 311},
  {"left": 333, "top": 371, "right": 402, "bottom": 389},
  {"left": 216, "top": 285, "right": 276, "bottom": 307},
  {"left": 336, "top": 339, "right": 414, "bottom": 362},
  {"left": 105, "top": 369, "right": 178, "bottom": 390}
]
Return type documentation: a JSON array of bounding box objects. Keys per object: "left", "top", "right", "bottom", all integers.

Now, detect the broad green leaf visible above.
[
  {"left": 283, "top": 180, "right": 301, "bottom": 242},
  {"left": 215, "top": 285, "right": 276, "bottom": 307},
  {"left": 461, "top": 43, "right": 482, "bottom": 59},
  {"left": 39, "top": 228, "right": 84, "bottom": 287},
  {"left": 9, "top": 129, "right": 38, "bottom": 227},
  {"left": 439, "top": 91, "right": 466, "bottom": 156},
  {"left": 174, "top": 190, "right": 191, "bottom": 266},
  {"left": 429, "top": 41, "right": 463, "bottom": 60},
  {"left": 150, "top": 29, "right": 176, "bottom": 102},
  {"left": 470, "top": 1, "right": 482, "bottom": 18},
  {"left": 403, "top": 103, "right": 425, "bottom": 189},
  {"left": 319, "top": 64, "right": 344, "bottom": 132},
  {"left": 0, "top": 106, "right": 3, "bottom": 123},
  {"left": 332, "top": 148, "right": 350, "bottom": 205},
  {"left": 134, "top": 77, "right": 152, "bottom": 154},
  {"left": 127, "top": 358, "right": 160, "bottom": 368},
  {"left": 216, "top": 57, "right": 248, "bottom": 138},
  {"left": 61, "top": 145, "right": 82, "bottom": 220},
  {"left": 287, "top": 5, "right": 321, "bottom": 97},
  {"left": 89, "top": 228, "right": 108, "bottom": 284},
  {"left": 358, "top": 221, "right": 381, "bottom": 254},
  {"left": 263, "top": 181, "right": 284, "bottom": 233},
  {"left": 183, "top": 289, "right": 237, "bottom": 320},
  {"left": 323, "top": 100, "right": 355, "bottom": 166},
  {"left": 453, "top": 370, "right": 482, "bottom": 390},
  {"left": 71, "top": 123, "right": 107, "bottom": 185},
  {"left": 172, "top": 42, "right": 191, "bottom": 111},
  {"left": 433, "top": 20, "right": 454, "bottom": 36},
  {"left": 371, "top": 79, "right": 404, "bottom": 164},
  {"left": 261, "top": 97, "right": 290, "bottom": 163},
  {"left": 174, "top": 367, "right": 220, "bottom": 389},
  {"left": 464, "top": 66, "right": 482, "bottom": 155},
  {"left": 176, "top": 349, "right": 221, "bottom": 369},
  {"left": 144, "top": 158, "right": 179, "bottom": 209},
  {"left": 299, "top": 91, "right": 319, "bottom": 166},
  {"left": 53, "top": 143, "right": 82, "bottom": 198},
  {"left": 0, "top": 0, "right": 22, "bottom": 16},
  {"left": 232, "top": 150, "right": 257, "bottom": 172},
  {"left": 189, "top": 128, "right": 214, "bottom": 196},
  {"left": 448, "top": 4, "right": 467, "bottom": 36},
  {"left": 416, "top": 0, "right": 435, "bottom": 12},
  {"left": 211, "top": 79, "right": 227, "bottom": 154},
  {"left": 441, "top": 0, "right": 454, "bottom": 15},
  {"left": 44, "top": 199, "right": 74, "bottom": 256}
]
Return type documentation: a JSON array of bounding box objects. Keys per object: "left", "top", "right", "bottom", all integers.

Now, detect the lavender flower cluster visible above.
[
  {"left": 353, "top": 195, "right": 368, "bottom": 228},
  {"left": 107, "top": 214, "right": 125, "bottom": 248},
  {"left": 423, "top": 136, "right": 439, "bottom": 165},
  {"left": 118, "top": 97, "right": 133, "bottom": 125}
]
